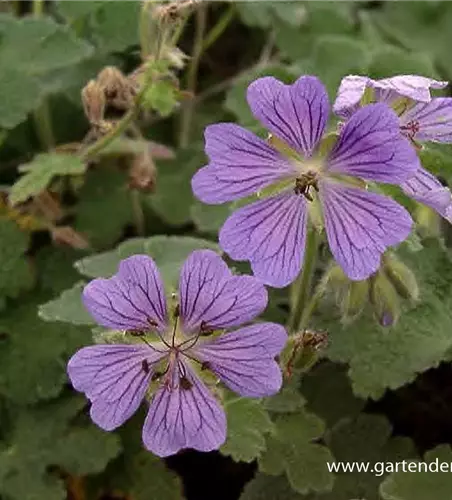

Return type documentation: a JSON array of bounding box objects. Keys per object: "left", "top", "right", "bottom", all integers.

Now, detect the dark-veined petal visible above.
[
  {"left": 320, "top": 181, "right": 413, "bottom": 280},
  {"left": 327, "top": 103, "right": 420, "bottom": 184},
  {"left": 192, "top": 322, "right": 287, "bottom": 397},
  {"left": 192, "top": 123, "right": 294, "bottom": 204},
  {"left": 400, "top": 98, "right": 452, "bottom": 143},
  {"left": 402, "top": 167, "right": 452, "bottom": 222},
  {"left": 219, "top": 191, "right": 308, "bottom": 288},
  {"left": 68, "top": 344, "right": 165, "bottom": 431},
  {"left": 179, "top": 250, "right": 267, "bottom": 333},
  {"left": 142, "top": 360, "right": 226, "bottom": 457},
  {"left": 247, "top": 75, "right": 329, "bottom": 157},
  {"left": 83, "top": 255, "right": 168, "bottom": 331}
]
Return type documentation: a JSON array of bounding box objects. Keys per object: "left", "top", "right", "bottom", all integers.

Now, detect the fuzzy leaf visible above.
[
  {"left": 74, "top": 169, "right": 134, "bottom": 249},
  {"left": 38, "top": 281, "right": 94, "bottom": 326},
  {"left": 321, "top": 414, "right": 417, "bottom": 500},
  {"left": 320, "top": 241, "right": 452, "bottom": 399},
  {"left": 9, "top": 154, "right": 87, "bottom": 206},
  {"left": 0, "top": 219, "right": 34, "bottom": 303},
  {"left": 241, "top": 473, "right": 305, "bottom": 500},
  {"left": 0, "top": 295, "right": 91, "bottom": 404},
  {"left": 0, "top": 395, "right": 120, "bottom": 500},
  {"left": 259, "top": 410, "right": 335, "bottom": 495},
  {"left": 146, "top": 149, "right": 203, "bottom": 226},
  {"left": 221, "top": 398, "right": 274, "bottom": 463},
  {"left": 0, "top": 14, "right": 92, "bottom": 128},
  {"left": 300, "top": 362, "right": 365, "bottom": 427},
  {"left": 75, "top": 235, "right": 219, "bottom": 287},
  {"left": 191, "top": 201, "right": 232, "bottom": 234},
  {"left": 380, "top": 445, "right": 452, "bottom": 500}
]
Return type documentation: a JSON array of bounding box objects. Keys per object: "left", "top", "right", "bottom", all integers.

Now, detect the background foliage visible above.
[{"left": 1, "top": 1, "right": 452, "bottom": 499}]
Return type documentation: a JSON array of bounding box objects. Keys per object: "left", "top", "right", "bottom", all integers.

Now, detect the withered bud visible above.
[
  {"left": 97, "top": 66, "right": 135, "bottom": 111},
  {"left": 51, "top": 226, "right": 90, "bottom": 250},
  {"left": 153, "top": 1, "right": 198, "bottom": 20},
  {"left": 129, "top": 153, "right": 157, "bottom": 192},
  {"left": 81, "top": 79, "right": 106, "bottom": 125},
  {"left": 148, "top": 141, "right": 175, "bottom": 160}
]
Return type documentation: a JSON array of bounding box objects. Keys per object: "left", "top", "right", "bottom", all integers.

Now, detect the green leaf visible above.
[
  {"left": 319, "top": 241, "right": 452, "bottom": 399},
  {"left": 306, "top": 36, "right": 370, "bottom": 98},
  {"left": 0, "top": 394, "right": 120, "bottom": 500},
  {"left": 300, "top": 362, "right": 365, "bottom": 427},
  {"left": 321, "top": 414, "right": 417, "bottom": 500},
  {"left": 0, "top": 14, "right": 92, "bottom": 128},
  {"left": 241, "top": 473, "right": 305, "bottom": 500},
  {"left": 368, "top": 46, "right": 439, "bottom": 80},
  {"left": 372, "top": 2, "right": 452, "bottom": 77},
  {"left": 146, "top": 148, "right": 203, "bottom": 226},
  {"left": 263, "top": 384, "right": 305, "bottom": 414},
  {"left": 101, "top": 413, "right": 182, "bottom": 500},
  {"left": 221, "top": 398, "right": 274, "bottom": 463},
  {"left": 380, "top": 445, "right": 452, "bottom": 500},
  {"left": 0, "top": 295, "right": 90, "bottom": 404},
  {"left": 259, "top": 410, "right": 335, "bottom": 495},
  {"left": 75, "top": 235, "right": 219, "bottom": 288},
  {"left": 191, "top": 200, "right": 232, "bottom": 234},
  {"left": 0, "top": 219, "right": 34, "bottom": 303},
  {"left": 74, "top": 169, "right": 134, "bottom": 249},
  {"left": 10, "top": 153, "right": 87, "bottom": 206},
  {"left": 38, "top": 281, "right": 94, "bottom": 326},
  {"left": 274, "top": 3, "right": 354, "bottom": 61},
  {"left": 144, "top": 80, "right": 179, "bottom": 117}
]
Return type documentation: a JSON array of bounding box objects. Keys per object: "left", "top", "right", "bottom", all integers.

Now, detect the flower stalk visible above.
[{"left": 288, "top": 228, "right": 320, "bottom": 333}]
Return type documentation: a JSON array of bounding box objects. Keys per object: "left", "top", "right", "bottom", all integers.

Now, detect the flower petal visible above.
[
  {"left": 192, "top": 322, "right": 286, "bottom": 397},
  {"left": 68, "top": 344, "right": 165, "bottom": 431},
  {"left": 400, "top": 98, "right": 452, "bottom": 143},
  {"left": 320, "top": 181, "right": 413, "bottom": 280},
  {"left": 179, "top": 250, "right": 268, "bottom": 333},
  {"left": 219, "top": 191, "right": 308, "bottom": 288},
  {"left": 334, "top": 74, "right": 448, "bottom": 118},
  {"left": 402, "top": 167, "right": 452, "bottom": 221},
  {"left": 333, "top": 75, "right": 370, "bottom": 119},
  {"left": 247, "top": 75, "right": 329, "bottom": 156},
  {"left": 327, "top": 103, "right": 420, "bottom": 184},
  {"left": 192, "top": 123, "right": 294, "bottom": 204},
  {"left": 83, "top": 255, "right": 168, "bottom": 331},
  {"left": 142, "top": 360, "right": 226, "bottom": 457}
]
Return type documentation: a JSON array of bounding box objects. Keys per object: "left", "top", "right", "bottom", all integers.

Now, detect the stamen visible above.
[
  {"left": 294, "top": 171, "right": 319, "bottom": 201},
  {"left": 142, "top": 359, "right": 150, "bottom": 374},
  {"left": 171, "top": 311, "right": 179, "bottom": 348},
  {"left": 400, "top": 120, "right": 420, "bottom": 140},
  {"left": 151, "top": 364, "right": 170, "bottom": 381},
  {"left": 136, "top": 335, "right": 166, "bottom": 354}
]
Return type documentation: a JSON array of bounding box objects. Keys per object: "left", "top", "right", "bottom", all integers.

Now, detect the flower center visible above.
[
  {"left": 400, "top": 120, "right": 420, "bottom": 140},
  {"left": 294, "top": 171, "right": 319, "bottom": 201}
]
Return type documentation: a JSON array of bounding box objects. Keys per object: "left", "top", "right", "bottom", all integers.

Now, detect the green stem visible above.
[
  {"left": 139, "top": 0, "right": 153, "bottom": 60},
  {"left": 179, "top": 4, "right": 207, "bottom": 148},
  {"left": 202, "top": 4, "right": 235, "bottom": 52},
  {"left": 288, "top": 229, "right": 319, "bottom": 333},
  {"left": 32, "top": 0, "right": 44, "bottom": 16}
]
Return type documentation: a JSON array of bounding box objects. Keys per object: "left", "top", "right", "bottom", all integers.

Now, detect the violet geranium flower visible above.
[
  {"left": 334, "top": 75, "right": 452, "bottom": 222},
  {"left": 67, "top": 251, "right": 286, "bottom": 457},
  {"left": 192, "top": 76, "right": 420, "bottom": 287}
]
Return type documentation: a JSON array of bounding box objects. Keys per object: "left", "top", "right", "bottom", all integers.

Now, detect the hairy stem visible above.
[
  {"left": 288, "top": 229, "right": 319, "bottom": 333},
  {"left": 202, "top": 4, "right": 235, "bottom": 52},
  {"left": 179, "top": 4, "right": 207, "bottom": 148},
  {"left": 130, "top": 189, "right": 145, "bottom": 236}
]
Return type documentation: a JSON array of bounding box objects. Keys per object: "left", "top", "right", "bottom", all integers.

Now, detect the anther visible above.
[
  {"left": 200, "top": 321, "right": 214, "bottom": 336},
  {"left": 180, "top": 376, "right": 193, "bottom": 390},
  {"left": 142, "top": 360, "right": 150, "bottom": 374}
]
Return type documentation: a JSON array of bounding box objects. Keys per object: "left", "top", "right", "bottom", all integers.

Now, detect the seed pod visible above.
[
  {"left": 97, "top": 66, "right": 135, "bottom": 111},
  {"left": 370, "top": 271, "right": 401, "bottom": 327},
  {"left": 81, "top": 80, "right": 106, "bottom": 125},
  {"left": 128, "top": 152, "right": 157, "bottom": 192},
  {"left": 384, "top": 254, "right": 419, "bottom": 301}
]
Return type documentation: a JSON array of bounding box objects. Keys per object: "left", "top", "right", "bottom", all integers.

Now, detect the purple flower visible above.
[
  {"left": 67, "top": 251, "right": 286, "bottom": 457},
  {"left": 192, "top": 76, "right": 419, "bottom": 287},
  {"left": 334, "top": 75, "right": 452, "bottom": 223}
]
